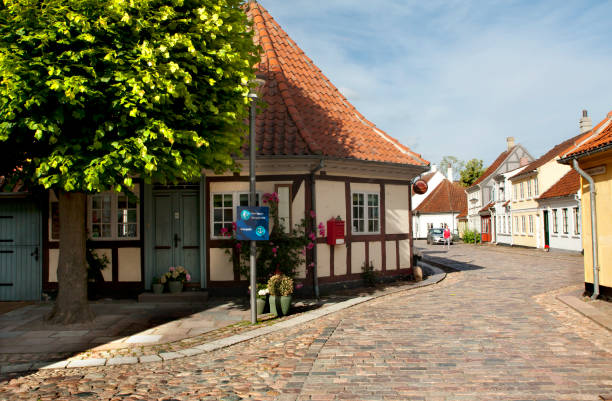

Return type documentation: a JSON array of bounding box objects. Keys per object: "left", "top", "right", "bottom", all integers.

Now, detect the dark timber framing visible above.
[{"left": 205, "top": 173, "right": 414, "bottom": 288}]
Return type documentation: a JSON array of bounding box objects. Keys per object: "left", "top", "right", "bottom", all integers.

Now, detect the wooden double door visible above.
[
  {"left": 481, "top": 216, "right": 491, "bottom": 242},
  {"left": 153, "top": 190, "right": 200, "bottom": 285}
]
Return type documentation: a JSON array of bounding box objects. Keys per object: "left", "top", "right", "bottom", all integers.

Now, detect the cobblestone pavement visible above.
[{"left": 2, "top": 242, "right": 611, "bottom": 400}]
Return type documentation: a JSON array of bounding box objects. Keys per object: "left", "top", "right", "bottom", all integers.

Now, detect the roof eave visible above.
[{"left": 559, "top": 142, "right": 612, "bottom": 164}]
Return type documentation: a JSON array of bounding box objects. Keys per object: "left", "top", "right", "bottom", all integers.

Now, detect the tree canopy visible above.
[
  {"left": 459, "top": 158, "right": 485, "bottom": 187},
  {"left": 0, "top": 0, "right": 259, "bottom": 191},
  {"left": 439, "top": 155, "right": 464, "bottom": 181}
]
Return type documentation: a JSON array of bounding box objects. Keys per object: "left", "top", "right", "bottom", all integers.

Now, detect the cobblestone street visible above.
[{"left": 1, "top": 243, "right": 611, "bottom": 400}]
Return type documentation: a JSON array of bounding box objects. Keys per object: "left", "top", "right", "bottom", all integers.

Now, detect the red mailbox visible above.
[{"left": 326, "top": 218, "right": 345, "bottom": 245}]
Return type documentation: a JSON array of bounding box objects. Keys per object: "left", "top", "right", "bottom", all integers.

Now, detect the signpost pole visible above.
[{"left": 248, "top": 85, "right": 258, "bottom": 325}]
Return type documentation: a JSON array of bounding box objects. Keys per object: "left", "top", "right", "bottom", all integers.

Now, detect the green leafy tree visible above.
[
  {"left": 439, "top": 155, "right": 464, "bottom": 181},
  {"left": 459, "top": 158, "right": 485, "bottom": 187},
  {"left": 0, "top": 0, "right": 259, "bottom": 323}
]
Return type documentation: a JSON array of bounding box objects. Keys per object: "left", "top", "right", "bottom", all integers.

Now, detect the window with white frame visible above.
[
  {"left": 89, "top": 185, "right": 140, "bottom": 240},
  {"left": 520, "top": 182, "right": 525, "bottom": 199},
  {"left": 534, "top": 177, "right": 539, "bottom": 196},
  {"left": 573, "top": 207, "right": 580, "bottom": 235},
  {"left": 211, "top": 192, "right": 261, "bottom": 238},
  {"left": 527, "top": 179, "right": 532, "bottom": 198},
  {"left": 352, "top": 192, "right": 379, "bottom": 234},
  {"left": 552, "top": 209, "right": 558, "bottom": 233},
  {"left": 528, "top": 215, "right": 534, "bottom": 234},
  {"left": 513, "top": 184, "right": 518, "bottom": 200},
  {"left": 562, "top": 208, "right": 569, "bottom": 234},
  {"left": 521, "top": 216, "right": 526, "bottom": 234},
  {"left": 514, "top": 216, "right": 518, "bottom": 234}
]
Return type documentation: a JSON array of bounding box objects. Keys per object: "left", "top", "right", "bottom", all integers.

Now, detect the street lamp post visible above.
[{"left": 248, "top": 79, "right": 265, "bottom": 324}]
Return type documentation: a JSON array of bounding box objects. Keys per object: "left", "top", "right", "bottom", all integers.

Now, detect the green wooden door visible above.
[
  {"left": 0, "top": 199, "right": 41, "bottom": 300},
  {"left": 153, "top": 191, "right": 200, "bottom": 284}
]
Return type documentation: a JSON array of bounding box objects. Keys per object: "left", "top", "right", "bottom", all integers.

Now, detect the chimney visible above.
[
  {"left": 506, "top": 137, "right": 515, "bottom": 151},
  {"left": 520, "top": 157, "right": 529, "bottom": 167},
  {"left": 447, "top": 167, "right": 453, "bottom": 181},
  {"left": 579, "top": 109, "right": 592, "bottom": 134}
]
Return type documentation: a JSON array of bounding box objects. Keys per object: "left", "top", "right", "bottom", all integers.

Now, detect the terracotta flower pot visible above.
[{"left": 168, "top": 281, "right": 183, "bottom": 294}]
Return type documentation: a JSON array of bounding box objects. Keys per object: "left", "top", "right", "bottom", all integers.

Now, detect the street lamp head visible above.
[{"left": 248, "top": 78, "right": 266, "bottom": 99}]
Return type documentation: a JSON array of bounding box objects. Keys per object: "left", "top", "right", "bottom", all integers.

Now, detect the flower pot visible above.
[
  {"left": 269, "top": 295, "right": 282, "bottom": 316},
  {"left": 152, "top": 283, "right": 164, "bottom": 294},
  {"left": 168, "top": 281, "right": 183, "bottom": 294},
  {"left": 280, "top": 295, "right": 292, "bottom": 316},
  {"left": 256, "top": 298, "right": 266, "bottom": 315}
]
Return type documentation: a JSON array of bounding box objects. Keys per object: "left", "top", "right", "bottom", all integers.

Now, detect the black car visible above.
[{"left": 426, "top": 228, "right": 452, "bottom": 245}]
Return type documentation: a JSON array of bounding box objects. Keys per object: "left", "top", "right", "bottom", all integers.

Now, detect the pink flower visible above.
[
  {"left": 308, "top": 232, "right": 316, "bottom": 240},
  {"left": 220, "top": 227, "right": 228, "bottom": 236},
  {"left": 301, "top": 249, "right": 306, "bottom": 256},
  {"left": 306, "top": 242, "right": 314, "bottom": 250},
  {"left": 295, "top": 283, "right": 304, "bottom": 290},
  {"left": 186, "top": 274, "right": 191, "bottom": 282},
  {"left": 310, "top": 210, "right": 316, "bottom": 218},
  {"left": 272, "top": 247, "right": 278, "bottom": 255},
  {"left": 232, "top": 222, "right": 237, "bottom": 231},
  {"left": 169, "top": 267, "right": 175, "bottom": 272},
  {"left": 307, "top": 262, "right": 315, "bottom": 268},
  {"left": 318, "top": 222, "right": 326, "bottom": 236},
  {"left": 236, "top": 242, "right": 242, "bottom": 250}
]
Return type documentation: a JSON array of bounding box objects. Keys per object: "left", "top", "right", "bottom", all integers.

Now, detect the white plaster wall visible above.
[
  {"left": 350, "top": 182, "right": 380, "bottom": 193},
  {"left": 414, "top": 213, "right": 459, "bottom": 238},
  {"left": 369, "top": 241, "right": 382, "bottom": 271},
  {"left": 95, "top": 249, "right": 113, "bottom": 282},
  {"left": 399, "top": 239, "right": 411, "bottom": 268},
  {"left": 334, "top": 245, "right": 347, "bottom": 276},
  {"left": 386, "top": 241, "right": 397, "bottom": 270},
  {"left": 386, "top": 185, "right": 409, "bottom": 234},
  {"left": 296, "top": 262, "right": 307, "bottom": 279},
  {"left": 118, "top": 248, "right": 141, "bottom": 282},
  {"left": 412, "top": 171, "right": 445, "bottom": 209},
  {"left": 209, "top": 248, "right": 234, "bottom": 281},
  {"left": 351, "top": 242, "right": 366, "bottom": 273},
  {"left": 48, "top": 249, "right": 59, "bottom": 282},
  {"left": 541, "top": 199, "right": 582, "bottom": 252},
  {"left": 316, "top": 244, "right": 331, "bottom": 278},
  {"left": 292, "top": 181, "right": 305, "bottom": 230},
  {"left": 316, "top": 180, "right": 346, "bottom": 236}
]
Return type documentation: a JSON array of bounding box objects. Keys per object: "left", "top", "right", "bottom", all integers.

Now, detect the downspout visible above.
[
  {"left": 572, "top": 159, "right": 600, "bottom": 299},
  {"left": 310, "top": 158, "right": 325, "bottom": 299}
]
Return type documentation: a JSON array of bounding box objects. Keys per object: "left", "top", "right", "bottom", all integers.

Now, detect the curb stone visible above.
[{"left": 1, "top": 265, "right": 446, "bottom": 374}]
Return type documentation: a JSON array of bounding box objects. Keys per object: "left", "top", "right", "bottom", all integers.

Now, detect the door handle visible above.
[
  {"left": 174, "top": 234, "right": 181, "bottom": 248},
  {"left": 31, "top": 246, "right": 39, "bottom": 261}
]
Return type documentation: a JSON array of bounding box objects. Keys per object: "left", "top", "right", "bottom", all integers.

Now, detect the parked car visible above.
[{"left": 426, "top": 228, "right": 453, "bottom": 245}]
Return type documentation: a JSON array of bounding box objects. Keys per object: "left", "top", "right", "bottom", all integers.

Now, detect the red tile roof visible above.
[
  {"left": 414, "top": 180, "right": 467, "bottom": 214},
  {"left": 246, "top": 2, "right": 428, "bottom": 166},
  {"left": 469, "top": 147, "right": 514, "bottom": 189},
  {"left": 538, "top": 170, "right": 580, "bottom": 199},
  {"left": 563, "top": 112, "right": 612, "bottom": 160},
  {"left": 512, "top": 132, "right": 590, "bottom": 180}
]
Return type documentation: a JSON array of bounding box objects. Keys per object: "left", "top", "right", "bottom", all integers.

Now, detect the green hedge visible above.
[{"left": 462, "top": 229, "right": 481, "bottom": 244}]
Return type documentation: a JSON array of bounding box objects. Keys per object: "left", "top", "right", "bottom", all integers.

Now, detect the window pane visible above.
[
  {"left": 353, "top": 194, "right": 359, "bottom": 204},
  {"left": 127, "top": 210, "right": 137, "bottom": 223},
  {"left": 213, "top": 195, "right": 222, "bottom": 207},
  {"left": 214, "top": 209, "right": 222, "bottom": 222},
  {"left": 213, "top": 223, "right": 222, "bottom": 236},
  {"left": 224, "top": 209, "right": 233, "bottom": 221},
  {"left": 239, "top": 194, "right": 249, "bottom": 206},
  {"left": 102, "top": 224, "right": 111, "bottom": 237},
  {"left": 353, "top": 220, "right": 359, "bottom": 232},
  {"left": 223, "top": 194, "right": 232, "bottom": 207},
  {"left": 359, "top": 220, "right": 364, "bottom": 232},
  {"left": 92, "top": 225, "right": 101, "bottom": 238},
  {"left": 368, "top": 194, "right": 378, "bottom": 206}
]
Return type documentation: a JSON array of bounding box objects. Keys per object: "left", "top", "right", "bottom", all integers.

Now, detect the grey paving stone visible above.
[
  {"left": 106, "top": 357, "right": 138, "bottom": 365},
  {"left": 178, "top": 348, "right": 203, "bottom": 357},
  {"left": 37, "top": 360, "right": 69, "bottom": 370},
  {"left": 159, "top": 352, "right": 183, "bottom": 361},
  {"left": 138, "top": 355, "right": 162, "bottom": 363},
  {"left": 66, "top": 358, "right": 106, "bottom": 368}
]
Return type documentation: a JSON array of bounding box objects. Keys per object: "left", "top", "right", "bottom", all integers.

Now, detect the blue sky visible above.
[{"left": 257, "top": 0, "right": 612, "bottom": 167}]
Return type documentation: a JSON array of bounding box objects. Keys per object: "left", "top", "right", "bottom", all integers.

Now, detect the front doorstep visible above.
[{"left": 137, "top": 291, "right": 209, "bottom": 304}]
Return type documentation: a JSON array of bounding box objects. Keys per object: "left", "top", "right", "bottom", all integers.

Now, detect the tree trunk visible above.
[{"left": 46, "top": 191, "right": 94, "bottom": 324}]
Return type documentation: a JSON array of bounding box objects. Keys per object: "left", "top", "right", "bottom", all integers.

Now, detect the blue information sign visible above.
[{"left": 236, "top": 206, "right": 270, "bottom": 241}]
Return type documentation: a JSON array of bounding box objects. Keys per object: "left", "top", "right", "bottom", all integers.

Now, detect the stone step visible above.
[{"left": 138, "top": 291, "right": 209, "bottom": 304}]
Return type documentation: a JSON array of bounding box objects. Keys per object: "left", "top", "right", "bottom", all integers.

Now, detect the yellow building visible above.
[
  {"left": 509, "top": 134, "right": 585, "bottom": 248},
  {"left": 559, "top": 111, "right": 612, "bottom": 299}
]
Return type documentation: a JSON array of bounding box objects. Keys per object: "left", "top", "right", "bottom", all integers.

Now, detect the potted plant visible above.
[
  {"left": 267, "top": 274, "right": 282, "bottom": 316},
  {"left": 278, "top": 275, "right": 294, "bottom": 315},
  {"left": 256, "top": 283, "right": 269, "bottom": 315},
  {"left": 161, "top": 266, "right": 191, "bottom": 293},
  {"left": 151, "top": 276, "right": 163, "bottom": 294}
]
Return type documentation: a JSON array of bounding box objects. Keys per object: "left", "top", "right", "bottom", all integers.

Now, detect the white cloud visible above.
[{"left": 258, "top": 0, "right": 612, "bottom": 166}]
